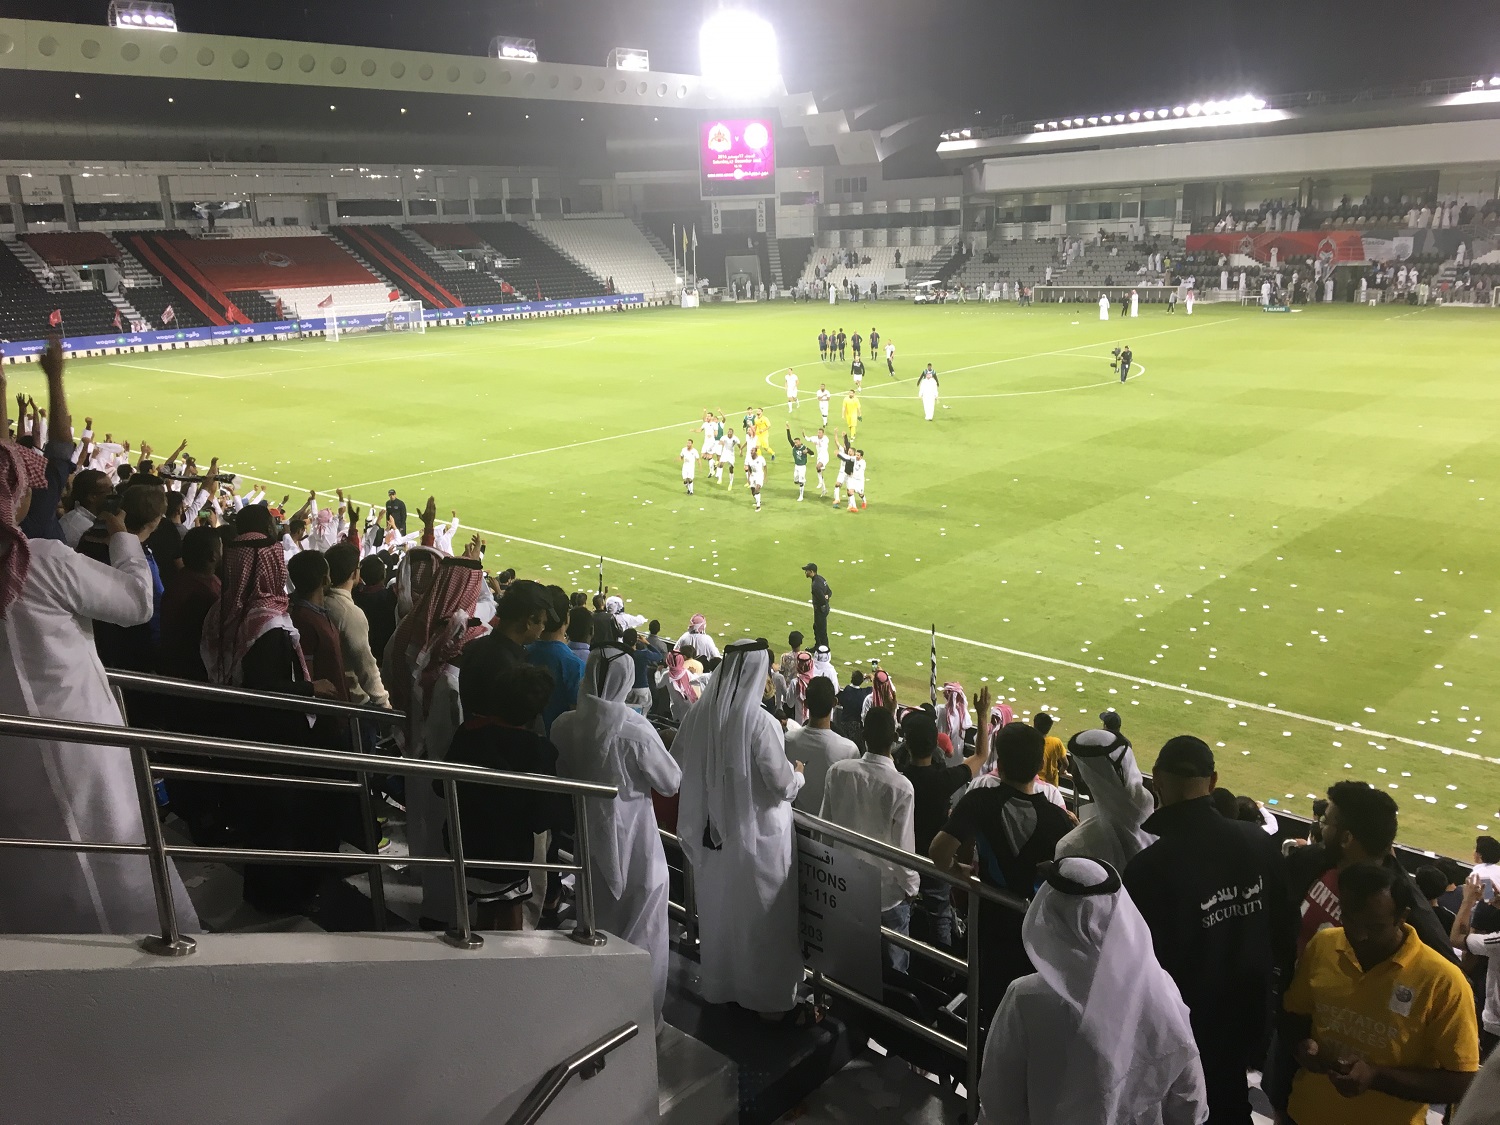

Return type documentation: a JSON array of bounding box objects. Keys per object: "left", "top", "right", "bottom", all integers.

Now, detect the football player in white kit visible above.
[
  {"left": 810, "top": 427, "right": 830, "bottom": 495},
  {"left": 785, "top": 369, "right": 799, "bottom": 413},
  {"left": 884, "top": 340, "right": 896, "bottom": 377},
  {"left": 817, "top": 384, "right": 831, "bottom": 425},
  {"left": 720, "top": 427, "right": 739, "bottom": 491},
  {"left": 679, "top": 438, "right": 699, "bottom": 496},
  {"left": 745, "top": 447, "right": 767, "bottom": 510},
  {"left": 846, "top": 449, "right": 867, "bottom": 511},
  {"left": 831, "top": 433, "right": 854, "bottom": 507}
]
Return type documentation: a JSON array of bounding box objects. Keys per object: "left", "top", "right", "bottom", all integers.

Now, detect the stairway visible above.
[
  {"left": 105, "top": 235, "right": 163, "bottom": 289},
  {"left": 105, "top": 291, "right": 146, "bottom": 329},
  {"left": 633, "top": 219, "right": 677, "bottom": 270},
  {"left": 398, "top": 227, "right": 467, "bottom": 272},
  {"left": 657, "top": 1025, "right": 737, "bottom": 1125},
  {"left": 910, "top": 241, "right": 962, "bottom": 285},
  {"left": 323, "top": 229, "right": 412, "bottom": 303},
  {"left": 6, "top": 238, "right": 84, "bottom": 290},
  {"left": 766, "top": 239, "right": 784, "bottom": 292}
]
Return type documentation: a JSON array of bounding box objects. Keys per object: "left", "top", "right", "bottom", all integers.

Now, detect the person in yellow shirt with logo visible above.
[
  {"left": 1282, "top": 861, "right": 1479, "bottom": 1125},
  {"left": 753, "top": 409, "right": 773, "bottom": 464},
  {"left": 841, "top": 390, "right": 862, "bottom": 439}
]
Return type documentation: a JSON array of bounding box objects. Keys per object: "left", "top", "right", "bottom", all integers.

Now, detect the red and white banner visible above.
[
  {"left": 161, "top": 304, "right": 175, "bottom": 324},
  {"left": 1186, "top": 231, "right": 1373, "bottom": 264},
  {"left": 317, "top": 293, "right": 334, "bottom": 309}
]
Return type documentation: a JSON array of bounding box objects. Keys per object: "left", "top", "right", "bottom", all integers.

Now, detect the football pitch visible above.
[{"left": 44, "top": 298, "right": 1500, "bottom": 857}]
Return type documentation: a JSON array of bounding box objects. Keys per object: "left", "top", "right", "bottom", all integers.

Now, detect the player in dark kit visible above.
[
  {"left": 1114, "top": 345, "right": 1133, "bottom": 383},
  {"left": 837, "top": 329, "right": 847, "bottom": 361},
  {"left": 869, "top": 328, "right": 879, "bottom": 357},
  {"left": 818, "top": 329, "right": 829, "bottom": 361},
  {"left": 850, "top": 355, "right": 865, "bottom": 386},
  {"left": 851, "top": 331, "right": 863, "bottom": 359}
]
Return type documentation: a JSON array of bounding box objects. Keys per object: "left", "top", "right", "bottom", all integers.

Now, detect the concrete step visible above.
[{"left": 657, "top": 1023, "right": 737, "bottom": 1125}]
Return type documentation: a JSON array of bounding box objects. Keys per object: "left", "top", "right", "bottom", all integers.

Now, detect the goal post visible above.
[{"left": 323, "top": 300, "right": 426, "bottom": 342}]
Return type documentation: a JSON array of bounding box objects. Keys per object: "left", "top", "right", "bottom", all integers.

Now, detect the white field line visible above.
[
  {"left": 108, "top": 362, "right": 238, "bottom": 380},
  {"left": 236, "top": 464, "right": 1494, "bottom": 767}
]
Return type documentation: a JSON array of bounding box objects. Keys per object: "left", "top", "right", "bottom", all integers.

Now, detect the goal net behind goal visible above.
[{"left": 323, "top": 300, "right": 426, "bottom": 341}]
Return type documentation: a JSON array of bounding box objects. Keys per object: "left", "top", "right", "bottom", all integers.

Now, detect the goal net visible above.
[{"left": 323, "top": 300, "right": 426, "bottom": 342}]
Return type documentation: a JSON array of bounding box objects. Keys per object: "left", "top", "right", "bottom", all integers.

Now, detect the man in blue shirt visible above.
[{"left": 526, "top": 585, "right": 585, "bottom": 733}]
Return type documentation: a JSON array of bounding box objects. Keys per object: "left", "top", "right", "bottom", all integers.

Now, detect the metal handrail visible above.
[
  {"left": 505, "top": 1022, "right": 640, "bottom": 1125},
  {"left": 0, "top": 710, "right": 616, "bottom": 956},
  {"left": 659, "top": 808, "right": 1028, "bottom": 1120},
  {"left": 105, "top": 670, "right": 409, "bottom": 928},
  {"left": 105, "top": 668, "right": 409, "bottom": 725}
]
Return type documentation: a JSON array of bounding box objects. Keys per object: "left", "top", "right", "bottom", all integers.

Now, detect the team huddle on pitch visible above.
[{"left": 677, "top": 325, "right": 942, "bottom": 512}]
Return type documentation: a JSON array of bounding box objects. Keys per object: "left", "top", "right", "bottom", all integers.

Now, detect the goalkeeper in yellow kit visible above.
[{"left": 841, "top": 390, "right": 862, "bottom": 439}]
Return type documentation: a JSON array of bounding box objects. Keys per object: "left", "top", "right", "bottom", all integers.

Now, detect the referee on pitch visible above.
[{"left": 803, "top": 562, "right": 831, "bottom": 649}]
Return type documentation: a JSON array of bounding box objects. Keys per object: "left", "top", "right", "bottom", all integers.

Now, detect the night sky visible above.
[{"left": 12, "top": 0, "right": 1500, "bottom": 124}]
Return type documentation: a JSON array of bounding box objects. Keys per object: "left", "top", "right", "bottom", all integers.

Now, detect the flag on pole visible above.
[
  {"left": 317, "top": 293, "right": 334, "bottom": 309},
  {"left": 536, "top": 281, "right": 542, "bottom": 301},
  {"left": 929, "top": 624, "right": 938, "bottom": 707},
  {"left": 682, "top": 227, "right": 688, "bottom": 255},
  {"left": 691, "top": 226, "right": 698, "bottom": 250},
  {"left": 160, "top": 305, "right": 175, "bottom": 325},
  {"left": 387, "top": 288, "right": 400, "bottom": 302},
  {"left": 48, "top": 309, "right": 61, "bottom": 328}
]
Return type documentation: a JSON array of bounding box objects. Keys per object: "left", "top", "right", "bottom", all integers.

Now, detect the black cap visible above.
[
  {"left": 388, "top": 488, "right": 397, "bottom": 495},
  {"left": 1154, "top": 735, "right": 1215, "bottom": 779},
  {"left": 802, "top": 562, "right": 817, "bottom": 573},
  {"left": 1100, "top": 708, "right": 1122, "bottom": 731}
]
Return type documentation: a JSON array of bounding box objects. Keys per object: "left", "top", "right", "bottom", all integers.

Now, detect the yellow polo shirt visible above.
[{"left": 1284, "top": 924, "right": 1479, "bottom": 1125}]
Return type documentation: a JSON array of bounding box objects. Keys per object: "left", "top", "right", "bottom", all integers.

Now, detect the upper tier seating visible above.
[
  {"left": 527, "top": 217, "right": 679, "bottom": 299},
  {"left": 0, "top": 242, "right": 122, "bottom": 341},
  {"left": 469, "top": 223, "right": 609, "bottom": 301},
  {"left": 799, "top": 246, "right": 930, "bottom": 290}
]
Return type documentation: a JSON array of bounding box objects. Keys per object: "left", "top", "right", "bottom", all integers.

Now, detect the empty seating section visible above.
[
  {"left": 386, "top": 227, "right": 507, "bottom": 306},
  {"left": 22, "top": 232, "right": 120, "bottom": 266},
  {"left": 331, "top": 226, "right": 460, "bottom": 309},
  {"left": 470, "top": 222, "right": 609, "bottom": 300},
  {"left": 171, "top": 235, "right": 378, "bottom": 292},
  {"left": 124, "top": 284, "right": 212, "bottom": 330},
  {"left": 527, "top": 217, "right": 679, "bottom": 298},
  {"left": 411, "top": 224, "right": 485, "bottom": 250},
  {"left": 0, "top": 243, "right": 120, "bottom": 341},
  {"left": 117, "top": 232, "right": 240, "bottom": 327},
  {"left": 226, "top": 290, "right": 281, "bottom": 323},
  {"left": 799, "top": 246, "right": 929, "bottom": 290},
  {"left": 269, "top": 284, "right": 395, "bottom": 318}
]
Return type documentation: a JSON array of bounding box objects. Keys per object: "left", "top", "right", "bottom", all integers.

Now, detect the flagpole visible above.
[
  {"left": 672, "top": 223, "right": 678, "bottom": 283},
  {"left": 597, "top": 556, "right": 604, "bottom": 599},
  {"left": 929, "top": 624, "right": 938, "bottom": 707}
]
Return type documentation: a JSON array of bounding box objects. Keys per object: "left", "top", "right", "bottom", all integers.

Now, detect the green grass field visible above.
[{"left": 33, "top": 298, "right": 1500, "bottom": 856}]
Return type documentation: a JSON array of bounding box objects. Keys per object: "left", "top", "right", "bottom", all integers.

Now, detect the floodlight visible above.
[
  {"left": 107, "top": 1, "right": 177, "bottom": 31},
  {"left": 1088, "top": 116, "right": 1099, "bottom": 124},
  {"left": 1142, "top": 110, "right": 1154, "bottom": 119},
  {"left": 1034, "top": 122, "right": 1046, "bottom": 130},
  {"left": 1047, "top": 120, "right": 1058, "bottom": 128},
  {"left": 700, "top": 10, "right": 780, "bottom": 98},
  {"left": 1073, "top": 117, "right": 1084, "bottom": 126},
  {"left": 1491, "top": 77, "right": 1500, "bottom": 86},
  {"left": 608, "top": 47, "right": 650, "bottom": 72},
  {"left": 1172, "top": 106, "right": 1185, "bottom": 116},
  {"left": 1114, "top": 114, "right": 1125, "bottom": 123},
  {"left": 1158, "top": 109, "right": 1170, "bottom": 118},
  {"left": 1186, "top": 103, "right": 1201, "bottom": 116},
  {"left": 1129, "top": 111, "right": 1141, "bottom": 120},
  {"left": 489, "top": 36, "right": 538, "bottom": 62},
  {"left": 1252, "top": 97, "right": 1266, "bottom": 109}
]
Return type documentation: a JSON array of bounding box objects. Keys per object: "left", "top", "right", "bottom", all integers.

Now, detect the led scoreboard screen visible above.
[{"left": 699, "top": 118, "right": 775, "bottom": 198}]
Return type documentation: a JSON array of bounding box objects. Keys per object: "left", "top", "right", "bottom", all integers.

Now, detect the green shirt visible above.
[{"left": 786, "top": 430, "right": 809, "bottom": 466}]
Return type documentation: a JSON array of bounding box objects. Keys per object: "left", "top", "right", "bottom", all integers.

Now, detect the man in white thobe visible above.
[
  {"left": 1098, "top": 293, "right": 1110, "bottom": 321},
  {"left": 917, "top": 368, "right": 940, "bottom": 421},
  {"left": 978, "top": 857, "right": 1207, "bottom": 1125},
  {"left": 553, "top": 644, "right": 682, "bottom": 1025},
  {"left": 1130, "top": 289, "right": 1139, "bottom": 317},
  {"left": 0, "top": 433, "right": 199, "bottom": 935},
  {"left": 1055, "top": 730, "right": 1156, "bottom": 872},
  {"left": 675, "top": 640, "right": 806, "bottom": 1016}
]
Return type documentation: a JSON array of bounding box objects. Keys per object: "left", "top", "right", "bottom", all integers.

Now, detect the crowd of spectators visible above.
[{"left": 1, "top": 339, "right": 1498, "bottom": 1120}]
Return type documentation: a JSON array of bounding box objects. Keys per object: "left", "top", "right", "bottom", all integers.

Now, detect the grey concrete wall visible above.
[{"left": 0, "top": 930, "right": 657, "bottom": 1125}]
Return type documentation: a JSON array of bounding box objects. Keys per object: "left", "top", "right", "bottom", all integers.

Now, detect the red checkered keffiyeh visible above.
[{"left": 0, "top": 443, "right": 48, "bottom": 615}]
